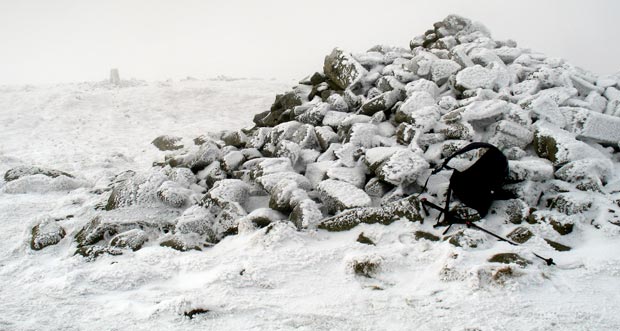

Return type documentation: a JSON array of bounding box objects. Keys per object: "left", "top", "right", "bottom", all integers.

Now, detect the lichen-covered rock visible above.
[
  {"left": 324, "top": 48, "right": 368, "bottom": 90},
  {"left": 317, "top": 179, "right": 371, "bottom": 214},
  {"left": 109, "top": 229, "right": 148, "bottom": 251},
  {"left": 318, "top": 194, "right": 423, "bottom": 231},
  {"left": 506, "top": 227, "right": 533, "bottom": 244},
  {"left": 152, "top": 135, "right": 183, "bottom": 151},
  {"left": 4, "top": 165, "right": 74, "bottom": 182},
  {"left": 30, "top": 218, "right": 66, "bottom": 250},
  {"left": 488, "top": 253, "right": 531, "bottom": 268}
]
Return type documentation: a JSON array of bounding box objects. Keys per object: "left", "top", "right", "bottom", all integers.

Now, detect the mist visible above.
[{"left": 1, "top": 0, "right": 618, "bottom": 84}]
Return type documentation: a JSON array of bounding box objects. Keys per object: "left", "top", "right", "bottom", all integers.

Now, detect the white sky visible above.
[{"left": 0, "top": 0, "right": 618, "bottom": 85}]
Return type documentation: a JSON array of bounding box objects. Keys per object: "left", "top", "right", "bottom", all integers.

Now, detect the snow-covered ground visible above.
[{"left": 1, "top": 78, "right": 620, "bottom": 331}]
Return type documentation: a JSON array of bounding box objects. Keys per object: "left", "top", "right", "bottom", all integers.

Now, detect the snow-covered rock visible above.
[{"left": 317, "top": 179, "right": 371, "bottom": 214}]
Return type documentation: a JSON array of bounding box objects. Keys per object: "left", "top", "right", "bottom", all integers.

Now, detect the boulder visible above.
[{"left": 109, "top": 229, "right": 148, "bottom": 251}]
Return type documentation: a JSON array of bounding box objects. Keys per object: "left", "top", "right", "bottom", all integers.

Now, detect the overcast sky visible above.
[{"left": 0, "top": 0, "right": 618, "bottom": 85}]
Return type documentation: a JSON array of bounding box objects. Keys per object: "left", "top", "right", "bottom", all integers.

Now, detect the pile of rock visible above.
[{"left": 17, "top": 15, "right": 620, "bottom": 259}]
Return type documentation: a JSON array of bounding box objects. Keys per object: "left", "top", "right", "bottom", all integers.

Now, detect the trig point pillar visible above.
[{"left": 110, "top": 68, "right": 120, "bottom": 85}]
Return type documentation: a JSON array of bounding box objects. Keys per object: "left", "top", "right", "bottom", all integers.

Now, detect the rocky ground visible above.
[{"left": 2, "top": 15, "right": 620, "bottom": 330}]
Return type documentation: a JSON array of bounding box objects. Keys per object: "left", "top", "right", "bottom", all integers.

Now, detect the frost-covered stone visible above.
[
  {"left": 322, "top": 110, "right": 350, "bottom": 129},
  {"left": 221, "top": 150, "right": 246, "bottom": 172},
  {"left": 455, "top": 65, "right": 497, "bottom": 91},
  {"left": 30, "top": 218, "right": 66, "bottom": 250},
  {"left": 396, "top": 123, "right": 416, "bottom": 145},
  {"left": 243, "top": 208, "right": 286, "bottom": 228},
  {"left": 175, "top": 205, "right": 217, "bottom": 241},
  {"left": 323, "top": 48, "right": 368, "bottom": 90},
  {"left": 405, "top": 79, "right": 440, "bottom": 98},
  {"left": 274, "top": 140, "right": 302, "bottom": 166},
  {"left": 365, "top": 146, "right": 405, "bottom": 172},
  {"left": 4, "top": 165, "right": 74, "bottom": 182},
  {"left": 359, "top": 90, "right": 401, "bottom": 116},
  {"left": 109, "top": 229, "right": 148, "bottom": 251},
  {"left": 533, "top": 122, "right": 607, "bottom": 165},
  {"left": 198, "top": 161, "right": 227, "bottom": 188},
  {"left": 171, "top": 140, "right": 221, "bottom": 172},
  {"left": 257, "top": 171, "right": 312, "bottom": 193},
  {"left": 290, "top": 199, "right": 323, "bottom": 229},
  {"left": 318, "top": 195, "right": 423, "bottom": 231},
  {"left": 326, "top": 94, "right": 349, "bottom": 112},
  {"left": 105, "top": 170, "right": 169, "bottom": 210},
  {"left": 345, "top": 123, "right": 378, "bottom": 148},
  {"left": 488, "top": 120, "right": 534, "bottom": 150},
  {"left": 291, "top": 124, "right": 320, "bottom": 150},
  {"left": 249, "top": 157, "right": 294, "bottom": 179},
  {"left": 334, "top": 143, "right": 364, "bottom": 167},
  {"left": 202, "top": 179, "right": 251, "bottom": 207},
  {"left": 555, "top": 158, "right": 613, "bottom": 191},
  {"left": 563, "top": 108, "right": 620, "bottom": 145},
  {"left": 317, "top": 179, "right": 371, "bottom": 214},
  {"left": 376, "top": 149, "right": 429, "bottom": 186},
  {"left": 461, "top": 100, "right": 508, "bottom": 125},
  {"left": 326, "top": 166, "right": 366, "bottom": 189},
  {"left": 156, "top": 181, "right": 192, "bottom": 208},
  {"left": 506, "top": 227, "right": 533, "bottom": 244},
  {"left": 297, "top": 103, "right": 330, "bottom": 126},
  {"left": 395, "top": 91, "right": 436, "bottom": 124},
  {"left": 508, "top": 158, "right": 554, "bottom": 182},
  {"left": 222, "top": 130, "right": 247, "bottom": 148},
  {"left": 269, "top": 179, "right": 309, "bottom": 213},
  {"left": 431, "top": 59, "right": 461, "bottom": 85},
  {"left": 152, "top": 135, "right": 183, "bottom": 151},
  {"left": 547, "top": 193, "right": 592, "bottom": 215},
  {"left": 364, "top": 177, "right": 393, "bottom": 197}
]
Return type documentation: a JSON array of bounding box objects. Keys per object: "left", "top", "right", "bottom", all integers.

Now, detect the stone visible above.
[
  {"left": 455, "top": 65, "right": 497, "bottom": 91},
  {"left": 506, "top": 227, "right": 533, "bottom": 244},
  {"left": 152, "top": 135, "right": 183, "bottom": 151},
  {"left": 357, "top": 232, "right": 375, "bottom": 245},
  {"left": 533, "top": 122, "right": 606, "bottom": 166},
  {"left": 160, "top": 235, "right": 202, "bottom": 252},
  {"left": 359, "top": 90, "right": 401, "bottom": 116},
  {"left": 323, "top": 48, "right": 368, "bottom": 90},
  {"left": 201, "top": 179, "right": 251, "bottom": 207},
  {"left": 376, "top": 149, "right": 429, "bottom": 186},
  {"left": 317, "top": 179, "right": 371, "bottom": 214},
  {"left": 364, "top": 177, "right": 393, "bottom": 198},
  {"left": 109, "top": 229, "right": 148, "bottom": 251},
  {"left": 75, "top": 245, "right": 122, "bottom": 260},
  {"left": 326, "top": 166, "right": 366, "bottom": 189},
  {"left": 348, "top": 255, "right": 381, "bottom": 278},
  {"left": 222, "top": 130, "right": 247, "bottom": 148},
  {"left": 156, "top": 181, "right": 192, "bottom": 208},
  {"left": 430, "top": 59, "right": 461, "bottom": 85},
  {"left": 508, "top": 158, "right": 554, "bottom": 182},
  {"left": 547, "top": 193, "right": 592, "bottom": 215},
  {"left": 289, "top": 199, "right": 323, "bottom": 229},
  {"left": 318, "top": 195, "right": 423, "bottom": 231},
  {"left": 30, "top": 218, "right": 66, "bottom": 250},
  {"left": 243, "top": 208, "right": 286, "bottom": 228},
  {"left": 544, "top": 238, "right": 571, "bottom": 252},
  {"left": 396, "top": 123, "right": 416, "bottom": 145},
  {"left": 4, "top": 166, "right": 74, "bottom": 182},
  {"left": 488, "top": 253, "right": 531, "bottom": 268},
  {"left": 414, "top": 231, "right": 440, "bottom": 241}
]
